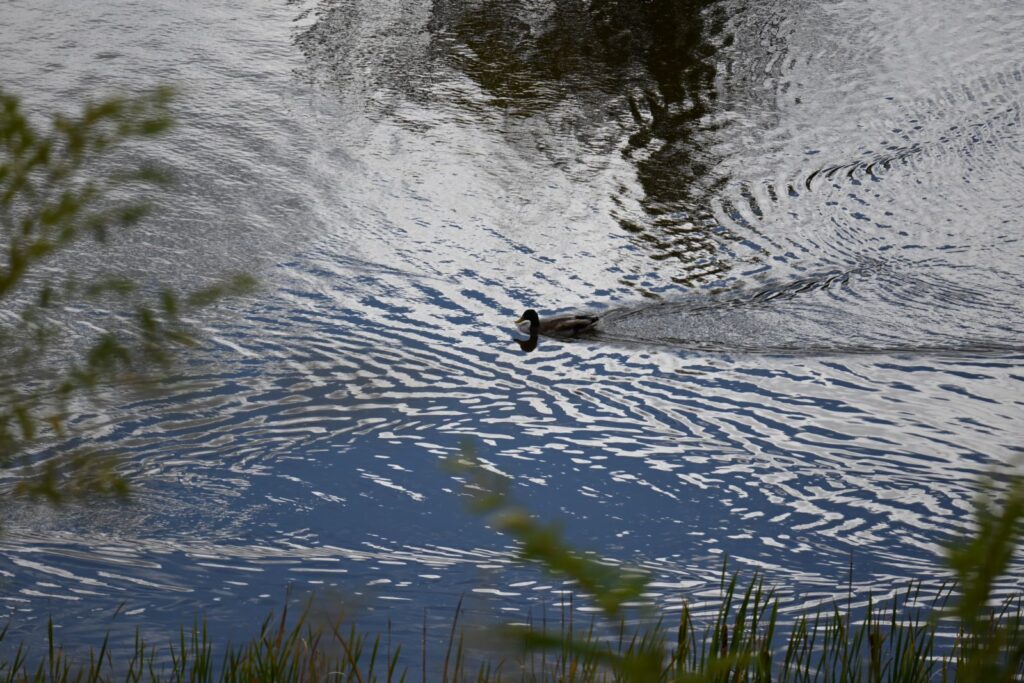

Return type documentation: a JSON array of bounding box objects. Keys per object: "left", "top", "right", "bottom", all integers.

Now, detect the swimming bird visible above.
[{"left": 515, "top": 309, "right": 600, "bottom": 339}]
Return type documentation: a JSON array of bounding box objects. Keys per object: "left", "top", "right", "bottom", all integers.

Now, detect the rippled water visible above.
[{"left": 2, "top": 0, "right": 1023, "bottom": 662}]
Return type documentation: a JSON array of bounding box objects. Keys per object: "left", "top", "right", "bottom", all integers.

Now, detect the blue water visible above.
[{"left": 1, "top": 0, "right": 1023, "bottom": 666}]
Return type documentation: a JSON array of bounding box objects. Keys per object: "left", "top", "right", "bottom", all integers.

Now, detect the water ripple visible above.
[{"left": 1, "top": 0, "right": 1023, "bottom": 659}]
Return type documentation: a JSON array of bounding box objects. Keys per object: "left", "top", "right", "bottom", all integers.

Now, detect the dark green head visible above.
[{"left": 515, "top": 309, "right": 540, "bottom": 335}]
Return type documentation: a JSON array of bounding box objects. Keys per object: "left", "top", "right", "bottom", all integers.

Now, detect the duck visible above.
[{"left": 515, "top": 309, "right": 600, "bottom": 339}]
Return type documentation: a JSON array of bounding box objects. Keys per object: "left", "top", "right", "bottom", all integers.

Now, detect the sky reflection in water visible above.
[{"left": 0, "top": 0, "right": 1022, "bottom": 659}]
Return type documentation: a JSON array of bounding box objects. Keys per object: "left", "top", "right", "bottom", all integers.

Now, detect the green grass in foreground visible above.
[{"left": 2, "top": 458, "right": 1022, "bottom": 682}]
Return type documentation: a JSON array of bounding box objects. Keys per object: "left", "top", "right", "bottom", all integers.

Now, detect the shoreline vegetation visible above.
[
  {"left": 1, "top": 457, "right": 1022, "bottom": 682},
  {"left": 3, "top": 86, "right": 1022, "bottom": 683}
]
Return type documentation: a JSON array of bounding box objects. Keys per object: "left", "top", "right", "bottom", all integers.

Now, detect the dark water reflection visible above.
[
  {"left": 1, "top": 0, "right": 1023, "bottom": 666},
  {"left": 299, "top": 0, "right": 736, "bottom": 286}
]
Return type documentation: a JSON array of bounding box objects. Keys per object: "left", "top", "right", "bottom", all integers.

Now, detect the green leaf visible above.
[
  {"left": 13, "top": 404, "right": 34, "bottom": 441},
  {"left": 1, "top": 85, "right": 256, "bottom": 503}
]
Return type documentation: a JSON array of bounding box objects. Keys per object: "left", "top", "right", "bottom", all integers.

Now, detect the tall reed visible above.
[{"left": 2, "top": 461, "right": 1021, "bottom": 681}]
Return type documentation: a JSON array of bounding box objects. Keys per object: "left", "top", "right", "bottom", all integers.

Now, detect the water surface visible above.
[{"left": 1, "top": 0, "right": 1022, "bottom": 662}]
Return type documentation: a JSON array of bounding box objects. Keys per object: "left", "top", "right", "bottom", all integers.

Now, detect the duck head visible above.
[{"left": 515, "top": 309, "right": 540, "bottom": 336}]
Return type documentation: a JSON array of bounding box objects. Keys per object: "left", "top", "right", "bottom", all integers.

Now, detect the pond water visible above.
[{"left": 1, "top": 0, "right": 1023, "bottom": 665}]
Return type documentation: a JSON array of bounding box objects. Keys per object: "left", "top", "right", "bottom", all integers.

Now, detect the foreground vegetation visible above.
[
  {"left": 1, "top": 87, "right": 252, "bottom": 504},
  {"left": 1, "top": 460, "right": 1021, "bottom": 682},
  {"left": 3, "top": 88, "right": 1022, "bottom": 683}
]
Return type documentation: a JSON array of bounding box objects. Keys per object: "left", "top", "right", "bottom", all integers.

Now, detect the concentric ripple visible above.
[{"left": 1, "top": 0, "right": 1023, "bottom": 663}]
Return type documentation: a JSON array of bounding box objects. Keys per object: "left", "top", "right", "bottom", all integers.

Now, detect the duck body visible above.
[{"left": 515, "top": 309, "right": 600, "bottom": 339}]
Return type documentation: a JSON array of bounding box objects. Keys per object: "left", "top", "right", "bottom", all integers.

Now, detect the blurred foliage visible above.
[
  {"left": 451, "top": 444, "right": 748, "bottom": 681},
  {"left": 0, "top": 87, "right": 254, "bottom": 504},
  {"left": 946, "top": 478, "right": 1024, "bottom": 682},
  {"left": 452, "top": 444, "right": 1024, "bottom": 682},
  {"left": 0, "top": 449, "right": 1020, "bottom": 678},
  {"left": 451, "top": 443, "right": 649, "bottom": 618}
]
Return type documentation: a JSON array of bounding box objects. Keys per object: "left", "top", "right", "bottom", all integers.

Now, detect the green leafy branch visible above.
[
  {"left": 946, "top": 478, "right": 1024, "bottom": 683},
  {"left": 452, "top": 443, "right": 1024, "bottom": 681},
  {"left": 0, "top": 87, "right": 255, "bottom": 502}
]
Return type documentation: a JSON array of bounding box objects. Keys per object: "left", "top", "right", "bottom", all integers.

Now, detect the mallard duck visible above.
[{"left": 515, "top": 309, "right": 600, "bottom": 339}]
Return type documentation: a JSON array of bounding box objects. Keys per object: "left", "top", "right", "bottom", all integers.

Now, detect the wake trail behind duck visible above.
[{"left": 583, "top": 267, "right": 1024, "bottom": 357}]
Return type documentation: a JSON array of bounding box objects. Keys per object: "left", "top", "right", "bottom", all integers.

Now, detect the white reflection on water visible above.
[{"left": 1, "top": 0, "right": 1023, "bottom": 660}]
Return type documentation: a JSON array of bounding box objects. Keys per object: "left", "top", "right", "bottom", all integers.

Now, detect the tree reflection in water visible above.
[
  {"left": 428, "top": 0, "right": 736, "bottom": 287},
  {"left": 296, "top": 0, "right": 745, "bottom": 290}
]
